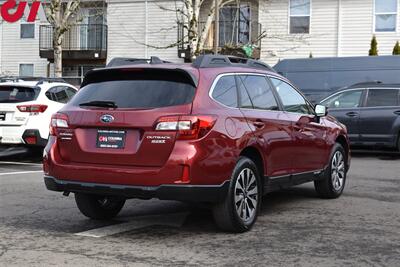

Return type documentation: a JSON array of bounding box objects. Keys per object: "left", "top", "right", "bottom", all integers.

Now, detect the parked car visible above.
[
  {"left": 0, "top": 78, "right": 77, "bottom": 149},
  {"left": 320, "top": 82, "right": 400, "bottom": 151},
  {"left": 274, "top": 56, "right": 400, "bottom": 101},
  {"left": 43, "top": 55, "right": 350, "bottom": 232}
]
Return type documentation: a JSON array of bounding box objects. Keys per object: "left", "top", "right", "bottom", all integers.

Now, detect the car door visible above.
[
  {"left": 359, "top": 88, "right": 400, "bottom": 146},
  {"left": 270, "top": 77, "right": 329, "bottom": 174},
  {"left": 236, "top": 74, "right": 293, "bottom": 178},
  {"left": 320, "top": 89, "right": 365, "bottom": 143}
]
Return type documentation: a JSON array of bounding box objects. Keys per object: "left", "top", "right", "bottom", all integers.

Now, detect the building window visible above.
[
  {"left": 375, "top": 0, "right": 398, "bottom": 32},
  {"left": 20, "top": 23, "right": 35, "bottom": 39},
  {"left": 289, "top": 0, "right": 311, "bottom": 34},
  {"left": 19, "top": 64, "right": 34, "bottom": 77},
  {"left": 219, "top": 4, "right": 251, "bottom": 46}
]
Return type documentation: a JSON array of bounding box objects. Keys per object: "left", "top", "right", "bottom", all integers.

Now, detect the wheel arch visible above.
[
  {"left": 335, "top": 134, "right": 350, "bottom": 168},
  {"left": 239, "top": 146, "right": 265, "bottom": 186}
]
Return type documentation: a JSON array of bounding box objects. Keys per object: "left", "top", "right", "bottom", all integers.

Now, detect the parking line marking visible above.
[
  {"left": 75, "top": 212, "right": 189, "bottom": 238},
  {"left": 0, "top": 161, "right": 42, "bottom": 166},
  {"left": 0, "top": 171, "right": 43, "bottom": 176}
]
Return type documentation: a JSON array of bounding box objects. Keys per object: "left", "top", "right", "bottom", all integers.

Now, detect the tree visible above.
[
  {"left": 128, "top": 0, "right": 310, "bottom": 61},
  {"left": 393, "top": 41, "right": 400, "bottom": 55},
  {"left": 166, "top": 0, "right": 238, "bottom": 60},
  {"left": 369, "top": 35, "right": 378, "bottom": 56},
  {"left": 44, "top": 1, "right": 81, "bottom": 78},
  {"left": 44, "top": 1, "right": 106, "bottom": 77}
]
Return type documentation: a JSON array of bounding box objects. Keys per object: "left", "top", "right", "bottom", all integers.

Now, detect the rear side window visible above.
[
  {"left": 0, "top": 86, "right": 39, "bottom": 103},
  {"left": 211, "top": 76, "right": 238, "bottom": 108},
  {"left": 71, "top": 70, "right": 196, "bottom": 109},
  {"left": 366, "top": 89, "right": 399, "bottom": 107},
  {"left": 46, "top": 86, "right": 77, "bottom": 103},
  {"left": 237, "top": 78, "right": 253, "bottom": 108},
  {"left": 239, "top": 75, "right": 279, "bottom": 110},
  {"left": 321, "top": 90, "right": 364, "bottom": 108}
]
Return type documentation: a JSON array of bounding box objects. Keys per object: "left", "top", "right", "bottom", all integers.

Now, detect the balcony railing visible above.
[
  {"left": 178, "top": 20, "right": 262, "bottom": 60},
  {"left": 39, "top": 24, "right": 107, "bottom": 60}
]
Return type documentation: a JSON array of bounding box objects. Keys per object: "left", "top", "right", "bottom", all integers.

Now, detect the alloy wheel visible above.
[
  {"left": 234, "top": 168, "right": 258, "bottom": 223},
  {"left": 331, "top": 151, "right": 345, "bottom": 191}
]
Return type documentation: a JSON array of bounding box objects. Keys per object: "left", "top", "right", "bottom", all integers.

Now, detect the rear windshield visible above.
[
  {"left": 71, "top": 70, "right": 196, "bottom": 109},
  {"left": 0, "top": 86, "right": 39, "bottom": 103}
]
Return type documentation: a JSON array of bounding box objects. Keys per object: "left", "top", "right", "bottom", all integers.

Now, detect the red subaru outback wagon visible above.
[{"left": 44, "top": 55, "right": 350, "bottom": 232}]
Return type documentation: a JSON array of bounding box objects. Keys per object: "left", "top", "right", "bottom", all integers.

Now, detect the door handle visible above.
[
  {"left": 345, "top": 112, "right": 359, "bottom": 117},
  {"left": 252, "top": 121, "right": 265, "bottom": 128},
  {"left": 394, "top": 110, "right": 400, "bottom": 115}
]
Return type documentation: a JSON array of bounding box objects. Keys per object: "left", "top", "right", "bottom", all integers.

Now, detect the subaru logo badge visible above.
[{"left": 100, "top": 114, "right": 114, "bottom": 123}]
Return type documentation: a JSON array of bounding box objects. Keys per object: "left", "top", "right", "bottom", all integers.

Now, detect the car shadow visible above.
[
  {"left": 351, "top": 149, "right": 400, "bottom": 161},
  {"left": 0, "top": 146, "right": 43, "bottom": 162},
  {"left": 3, "top": 186, "right": 320, "bottom": 238},
  {"left": 123, "top": 186, "right": 319, "bottom": 236}
]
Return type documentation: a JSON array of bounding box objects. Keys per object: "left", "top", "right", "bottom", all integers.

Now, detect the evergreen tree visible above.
[
  {"left": 393, "top": 41, "right": 400, "bottom": 55},
  {"left": 369, "top": 36, "right": 378, "bottom": 56}
]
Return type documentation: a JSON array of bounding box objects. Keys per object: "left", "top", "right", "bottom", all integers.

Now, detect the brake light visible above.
[
  {"left": 50, "top": 113, "right": 69, "bottom": 136},
  {"left": 24, "top": 136, "right": 37, "bottom": 145},
  {"left": 155, "top": 115, "right": 217, "bottom": 140},
  {"left": 17, "top": 104, "right": 48, "bottom": 113}
]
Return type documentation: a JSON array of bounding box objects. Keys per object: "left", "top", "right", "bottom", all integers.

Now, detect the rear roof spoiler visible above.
[
  {"left": 106, "top": 57, "right": 171, "bottom": 67},
  {"left": 82, "top": 67, "right": 199, "bottom": 88}
]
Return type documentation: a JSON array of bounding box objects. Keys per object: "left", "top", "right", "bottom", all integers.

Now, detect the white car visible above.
[{"left": 0, "top": 78, "right": 77, "bottom": 148}]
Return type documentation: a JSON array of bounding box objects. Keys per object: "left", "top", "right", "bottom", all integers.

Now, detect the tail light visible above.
[
  {"left": 24, "top": 136, "right": 37, "bottom": 145},
  {"left": 50, "top": 113, "right": 69, "bottom": 136},
  {"left": 155, "top": 115, "right": 217, "bottom": 140},
  {"left": 17, "top": 104, "right": 48, "bottom": 113}
]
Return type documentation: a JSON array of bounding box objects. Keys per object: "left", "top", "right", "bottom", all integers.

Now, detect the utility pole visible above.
[{"left": 213, "top": 0, "right": 219, "bottom": 55}]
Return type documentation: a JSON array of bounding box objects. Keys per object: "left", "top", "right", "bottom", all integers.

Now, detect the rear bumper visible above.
[
  {"left": 0, "top": 126, "right": 47, "bottom": 147},
  {"left": 44, "top": 176, "right": 230, "bottom": 203}
]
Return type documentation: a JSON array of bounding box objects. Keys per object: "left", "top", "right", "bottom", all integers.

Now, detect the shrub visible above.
[
  {"left": 369, "top": 36, "right": 378, "bottom": 56},
  {"left": 393, "top": 41, "right": 400, "bottom": 55}
]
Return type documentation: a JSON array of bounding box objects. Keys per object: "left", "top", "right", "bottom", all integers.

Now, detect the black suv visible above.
[{"left": 320, "top": 82, "right": 400, "bottom": 151}]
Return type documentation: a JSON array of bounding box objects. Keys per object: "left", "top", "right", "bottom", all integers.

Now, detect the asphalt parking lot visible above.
[{"left": 0, "top": 152, "right": 399, "bottom": 266}]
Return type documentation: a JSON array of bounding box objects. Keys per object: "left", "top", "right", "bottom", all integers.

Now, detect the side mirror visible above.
[{"left": 315, "top": 105, "right": 328, "bottom": 117}]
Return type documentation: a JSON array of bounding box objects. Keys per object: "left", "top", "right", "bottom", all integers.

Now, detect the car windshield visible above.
[{"left": 0, "top": 86, "right": 39, "bottom": 103}]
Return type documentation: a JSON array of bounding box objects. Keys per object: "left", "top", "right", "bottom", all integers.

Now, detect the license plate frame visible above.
[{"left": 96, "top": 129, "right": 126, "bottom": 149}]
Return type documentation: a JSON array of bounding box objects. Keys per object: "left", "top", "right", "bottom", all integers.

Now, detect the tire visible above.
[
  {"left": 314, "top": 143, "right": 347, "bottom": 199},
  {"left": 212, "top": 157, "right": 262, "bottom": 233},
  {"left": 397, "top": 134, "right": 400, "bottom": 153},
  {"left": 75, "top": 193, "right": 126, "bottom": 220}
]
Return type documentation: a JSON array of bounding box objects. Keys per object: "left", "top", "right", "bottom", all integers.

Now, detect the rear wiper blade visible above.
[{"left": 79, "top": 101, "right": 118, "bottom": 108}]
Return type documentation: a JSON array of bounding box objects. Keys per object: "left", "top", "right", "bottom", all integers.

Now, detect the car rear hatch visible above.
[
  {"left": 0, "top": 85, "right": 40, "bottom": 126},
  {"left": 55, "top": 67, "right": 198, "bottom": 167}
]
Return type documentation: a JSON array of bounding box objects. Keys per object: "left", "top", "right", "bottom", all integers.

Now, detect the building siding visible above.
[
  {"left": 107, "top": 0, "right": 183, "bottom": 63},
  {"left": 260, "top": 0, "right": 400, "bottom": 65},
  {"left": 340, "top": 0, "right": 400, "bottom": 57},
  {"left": 1, "top": 0, "right": 399, "bottom": 77},
  {"left": 0, "top": 20, "right": 48, "bottom": 76},
  {"left": 259, "top": 0, "right": 339, "bottom": 65}
]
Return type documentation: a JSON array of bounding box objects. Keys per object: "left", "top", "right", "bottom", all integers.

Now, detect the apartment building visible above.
[
  {"left": 0, "top": 0, "right": 399, "bottom": 79},
  {"left": 0, "top": 2, "right": 49, "bottom": 77},
  {"left": 0, "top": 1, "right": 107, "bottom": 85},
  {"left": 107, "top": 0, "right": 400, "bottom": 65}
]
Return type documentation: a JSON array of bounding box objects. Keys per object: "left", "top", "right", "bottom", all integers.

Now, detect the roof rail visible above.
[
  {"left": 192, "top": 55, "right": 276, "bottom": 72},
  {"left": 106, "top": 56, "right": 170, "bottom": 68},
  {"left": 349, "top": 80, "right": 383, "bottom": 87},
  {"left": 0, "top": 76, "right": 65, "bottom": 85},
  {"left": 35, "top": 78, "right": 66, "bottom": 85}
]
